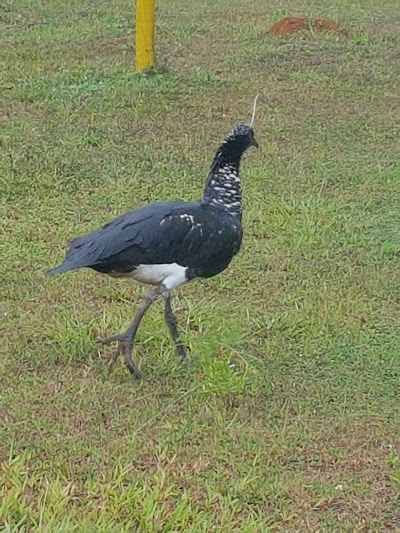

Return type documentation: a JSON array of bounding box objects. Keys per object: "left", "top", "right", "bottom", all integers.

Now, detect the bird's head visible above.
[
  {"left": 220, "top": 96, "right": 259, "bottom": 157},
  {"left": 223, "top": 123, "right": 258, "bottom": 151}
]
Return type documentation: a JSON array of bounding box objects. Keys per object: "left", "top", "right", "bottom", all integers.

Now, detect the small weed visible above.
[{"left": 354, "top": 31, "right": 369, "bottom": 45}]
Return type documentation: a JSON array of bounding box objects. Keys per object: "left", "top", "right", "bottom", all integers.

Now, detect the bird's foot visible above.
[
  {"left": 96, "top": 333, "right": 145, "bottom": 380},
  {"left": 175, "top": 344, "right": 188, "bottom": 363}
]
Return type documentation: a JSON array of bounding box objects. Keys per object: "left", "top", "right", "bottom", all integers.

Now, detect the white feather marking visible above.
[
  {"left": 179, "top": 214, "right": 194, "bottom": 223},
  {"left": 130, "top": 263, "right": 188, "bottom": 289}
]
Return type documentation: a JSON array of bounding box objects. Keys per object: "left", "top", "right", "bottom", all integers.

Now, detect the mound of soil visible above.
[{"left": 270, "top": 16, "right": 348, "bottom": 37}]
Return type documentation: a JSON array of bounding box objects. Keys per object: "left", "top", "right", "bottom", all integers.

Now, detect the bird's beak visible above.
[{"left": 252, "top": 137, "right": 259, "bottom": 148}]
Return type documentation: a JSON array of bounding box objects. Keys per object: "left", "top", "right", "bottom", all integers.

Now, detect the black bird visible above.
[{"left": 47, "top": 97, "right": 259, "bottom": 378}]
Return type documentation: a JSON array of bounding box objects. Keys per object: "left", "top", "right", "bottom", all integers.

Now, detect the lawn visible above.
[{"left": 1, "top": 0, "right": 399, "bottom": 530}]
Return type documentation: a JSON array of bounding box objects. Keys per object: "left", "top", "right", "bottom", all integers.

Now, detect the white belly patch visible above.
[{"left": 131, "top": 263, "right": 188, "bottom": 289}]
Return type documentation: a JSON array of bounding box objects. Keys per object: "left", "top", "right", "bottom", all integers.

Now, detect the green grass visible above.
[{"left": 1, "top": 0, "right": 399, "bottom": 530}]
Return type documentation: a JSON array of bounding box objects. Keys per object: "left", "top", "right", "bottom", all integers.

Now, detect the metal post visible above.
[{"left": 136, "top": 0, "right": 155, "bottom": 72}]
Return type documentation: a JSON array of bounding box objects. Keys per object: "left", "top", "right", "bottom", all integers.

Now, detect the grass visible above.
[{"left": 1, "top": 0, "right": 399, "bottom": 530}]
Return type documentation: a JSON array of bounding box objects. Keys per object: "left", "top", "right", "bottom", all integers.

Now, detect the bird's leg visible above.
[
  {"left": 163, "top": 290, "right": 187, "bottom": 362},
  {"left": 97, "top": 285, "right": 165, "bottom": 378}
]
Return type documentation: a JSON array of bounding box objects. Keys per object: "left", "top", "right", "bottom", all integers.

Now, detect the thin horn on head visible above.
[{"left": 249, "top": 94, "right": 259, "bottom": 127}]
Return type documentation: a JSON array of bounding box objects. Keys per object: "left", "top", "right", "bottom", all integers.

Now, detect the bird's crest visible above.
[
  {"left": 225, "top": 95, "right": 259, "bottom": 140},
  {"left": 249, "top": 94, "right": 259, "bottom": 128}
]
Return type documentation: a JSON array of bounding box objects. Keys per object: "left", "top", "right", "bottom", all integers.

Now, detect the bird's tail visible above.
[{"left": 46, "top": 261, "right": 77, "bottom": 276}]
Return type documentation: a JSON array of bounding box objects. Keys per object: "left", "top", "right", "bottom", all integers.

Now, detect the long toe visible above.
[
  {"left": 96, "top": 333, "right": 128, "bottom": 346},
  {"left": 108, "top": 342, "right": 126, "bottom": 369},
  {"left": 124, "top": 348, "right": 146, "bottom": 380}
]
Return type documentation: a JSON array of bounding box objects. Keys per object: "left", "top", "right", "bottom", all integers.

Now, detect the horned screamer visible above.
[{"left": 47, "top": 97, "right": 259, "bottom": 378}]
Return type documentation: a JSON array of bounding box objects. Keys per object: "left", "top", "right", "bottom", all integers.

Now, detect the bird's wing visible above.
[
  {"left": 48, "top": 202, "right": 192, "bottom": 273},
  {"left": 48, "top": 202, "right": 242, "bottom": 275}
]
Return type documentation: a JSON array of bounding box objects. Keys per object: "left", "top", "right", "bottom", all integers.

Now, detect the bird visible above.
[{"left": 47, "top": 96, "right": 259, "bottom": 378}]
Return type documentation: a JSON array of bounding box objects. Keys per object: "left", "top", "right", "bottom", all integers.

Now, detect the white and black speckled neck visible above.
[
  {"left": 202, "top": 160, "right": 242, "bottom": 216},
  {"left": 202, "top": 131, "right": 250, "bottom": 217}
]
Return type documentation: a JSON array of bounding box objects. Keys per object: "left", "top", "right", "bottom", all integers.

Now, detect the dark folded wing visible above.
[{"left": 47, "top": 201, "right": 242, "bottom": 277}]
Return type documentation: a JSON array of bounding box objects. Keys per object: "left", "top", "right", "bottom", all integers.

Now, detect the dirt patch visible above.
[{"left": 270, "top": 16, "right": 348, "bottom": 37}]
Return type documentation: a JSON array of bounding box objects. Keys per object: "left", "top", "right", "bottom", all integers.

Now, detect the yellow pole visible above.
[{"left": 135, "top": 0, "right": 155, "bottom": 72}]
